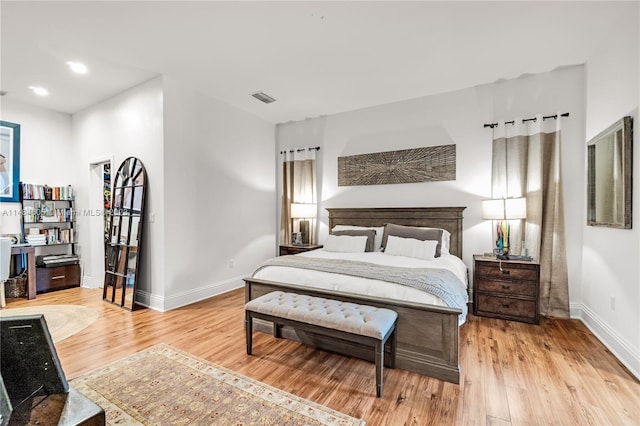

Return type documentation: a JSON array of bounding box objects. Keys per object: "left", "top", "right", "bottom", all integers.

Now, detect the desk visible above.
[{"left": 10, "top": 246, "right": 36, "bottom": 300}]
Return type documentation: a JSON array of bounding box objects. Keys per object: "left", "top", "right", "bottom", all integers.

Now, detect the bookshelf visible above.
[{"left": 20, "top": 183, "right": 80, "bottom": 293}]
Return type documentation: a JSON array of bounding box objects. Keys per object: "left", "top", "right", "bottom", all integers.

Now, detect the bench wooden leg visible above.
[
  {"left": 375, "top": 340, "right": 384, "bottom": 397},
  {"left": 245, "top": 311, "right": 253, "bottom": 355}
]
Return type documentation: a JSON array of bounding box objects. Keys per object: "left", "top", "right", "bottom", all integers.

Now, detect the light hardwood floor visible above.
[{"left": 3, "top": 287, "right": 639, "bottom": 425}]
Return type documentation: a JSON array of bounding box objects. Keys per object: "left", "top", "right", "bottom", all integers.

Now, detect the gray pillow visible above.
[
  {"left": 331, "top": 229, "right": 377, "bottom": 252},
  {"left": 381, "top": 223, "right": 444, "bottom": 257}
]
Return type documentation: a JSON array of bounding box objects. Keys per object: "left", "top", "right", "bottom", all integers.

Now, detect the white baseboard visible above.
[
  {"left": 570, "top": 302, "right": 640, "bottom": 380},
  {"left": 134, "top": 275, "right": 246, "bottom": 312}
]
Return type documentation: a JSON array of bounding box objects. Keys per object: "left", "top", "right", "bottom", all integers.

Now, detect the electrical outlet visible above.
[
  {"left": 229, "top": 259, "right": 234, "bottom": 269},
  {"left": 610, "top": 296, "right": 616, "bottom": 310}
]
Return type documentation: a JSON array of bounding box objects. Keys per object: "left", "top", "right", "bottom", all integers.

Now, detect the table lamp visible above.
[
  {"left": 481, "top": 197, "right": 526, "bottom": 255},
  {"left": 290, "top": 203, "right": 317, "bottom": 245}
]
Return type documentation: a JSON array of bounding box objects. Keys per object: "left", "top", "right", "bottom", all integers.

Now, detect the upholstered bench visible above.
[{"left": 245, "top": 291, "right": 398, "bottom": 397}]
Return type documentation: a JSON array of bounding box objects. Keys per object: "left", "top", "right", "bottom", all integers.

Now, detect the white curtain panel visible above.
[
  {"left": 281, "top": 148, "right": 318, "bottom": 245},
  {"left": 491, "top": 114, "right": 569, "bottom": 317}
]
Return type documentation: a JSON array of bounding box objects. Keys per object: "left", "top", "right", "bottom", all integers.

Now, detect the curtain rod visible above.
[
  {"left": 279, "top": 146, "right": 320, "bottom": 154},
  {"left": 483, "top": 112, "right": 569, "bottom": 129}
]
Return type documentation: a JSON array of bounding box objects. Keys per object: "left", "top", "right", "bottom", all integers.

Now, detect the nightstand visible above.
[
  {"left": 473, "top": 255, "right": 540, "bottom": 324},
  {"left": 279, "top": 244, "right": 323, "bottom": 256}
]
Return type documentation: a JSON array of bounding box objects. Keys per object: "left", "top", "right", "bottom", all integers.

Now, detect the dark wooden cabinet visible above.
[
  {"left": 279, "top": 244, "right": 323, "bottom": 256},
  {"left": 36, "top": 264, "right": 81, "bottom": 293},
  {"left": 473, "top": 255, "right": 540, "bottom": 324}
]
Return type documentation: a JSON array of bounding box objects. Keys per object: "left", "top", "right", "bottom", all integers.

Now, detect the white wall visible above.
[
  {"left": 277, "top": 66, "right": 586, "bottom": 303},
  {"left": 161, "top": 76, "right": 276, "bottom": 310},
  {"left": 72, "top": 77, "right": 165, "bottom": 306},
  {"left": 0, "top": 99, "right": 74, "bottom": 236},
  {"left": 582, "top": 3, "right": 639, "bottom": 378}
]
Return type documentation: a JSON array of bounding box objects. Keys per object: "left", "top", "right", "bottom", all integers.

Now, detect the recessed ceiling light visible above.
[
  {"left": 66, "top": 61, "right": 88, "bottom": 75},
  {"left": 28, "top": 86, "right": 49, "bottom": 96}
]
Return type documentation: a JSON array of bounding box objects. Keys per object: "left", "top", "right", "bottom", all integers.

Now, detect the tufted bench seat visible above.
[{"left": 245, "top": 291, "right": 398, "bottom": 397}]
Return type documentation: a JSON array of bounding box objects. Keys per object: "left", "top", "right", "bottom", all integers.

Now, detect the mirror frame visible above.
[
  {"left": 587, "top": 116, "right": 633, "bottom": 229},
  {"left": 0, "top": 120, "right": 21, "bottom": 202},
  {"left": 103, "top": 157, "right": 147, "bottom": 310}
]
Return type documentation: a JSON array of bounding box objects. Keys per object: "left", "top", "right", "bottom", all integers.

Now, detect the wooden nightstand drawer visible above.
[
  {"left": 476, "top": 279, "right": 537, "bottom": 297},
  {"left": 476, "top": 295, "right": 537, "bottom": 321},
  {"left": 476, "top": 262, "right": 538, "bottom": 281},
  {"left": 473, "top": 255, "right": 540, "bottom": 324}
]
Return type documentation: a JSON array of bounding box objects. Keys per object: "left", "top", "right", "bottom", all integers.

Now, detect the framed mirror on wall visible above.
[
  {"left": 103, "top": 157, "right": 147, "bottom": 310},
  {"left": 587, "top": 116, "right": 633, "bottom": 229},
  {"left": 0, "top": 121, "right": 21, "bottom": 203}
]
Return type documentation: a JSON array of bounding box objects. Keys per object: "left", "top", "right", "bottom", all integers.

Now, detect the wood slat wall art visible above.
[{"left": 337, "top": 144, "right": 456, "bottom": 186}]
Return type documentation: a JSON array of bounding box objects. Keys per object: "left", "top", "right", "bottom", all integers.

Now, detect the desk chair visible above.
[{"left": 0, "top": 238, "right": 11, "bottom": 308}]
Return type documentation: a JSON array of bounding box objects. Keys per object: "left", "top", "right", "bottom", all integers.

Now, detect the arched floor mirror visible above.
[{"left": 103, "top": 157, "right": 147, "bottom": 310}]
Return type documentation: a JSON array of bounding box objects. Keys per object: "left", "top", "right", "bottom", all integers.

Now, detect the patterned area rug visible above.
[
  {"left": 71, "top": 343, "right": 365, "bottom": 426},
  {"left": 0, "top": 304, "right": 98, "bottom": 342}
]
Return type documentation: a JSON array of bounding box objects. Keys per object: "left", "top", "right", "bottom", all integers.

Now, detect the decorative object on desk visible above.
[
  {"left": 0, "top": 305, "right": 98, "bottom": 342},
  {"left": 482, "top": 197, "right": 526, "bottom": 255},
  {"left": 1, "top": 234, "right": 19, "bottom": 245},
  {"left": 104, "top": 157, "right": 147, "bottom": 311},
  {"left": 338, "top": 145, "right": 456, "bottom": 186},
  {"left": 291, "top": 202, "right": 316, "bottom": 245},
  {"left": 71, "top": 343, "right": 364, "bottom": 426},
  {"left": 587, "top": 116, "right": 633, "bottom": 229},
  {"left": 0, "top": 121, "right": 20, "bottom": 203}
]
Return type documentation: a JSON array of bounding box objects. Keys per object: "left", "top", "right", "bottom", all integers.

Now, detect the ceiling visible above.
[{"left": 0, "top": 1, "right": 634, "bottom": 124}]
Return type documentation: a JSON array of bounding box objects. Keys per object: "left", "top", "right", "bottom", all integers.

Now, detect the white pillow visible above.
[
  {"left": 384, "top": 235, "right": 438, "bottom": 261},
  {"left": 331, "top": 225, "right": 385, "bottom": 251},
  {"left": 424, "top": 228, "right": 451, "bottom": 255},
  {"left": 416, "top": 226, "right": 451, "bottom": 255},
  {"left": 323, "top": 234, "right": 368, "bottom": 253}
]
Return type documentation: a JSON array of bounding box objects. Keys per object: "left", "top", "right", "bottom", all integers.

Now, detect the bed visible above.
[{"left": 244, "top": 206, "right": 467, "bottom": 383}]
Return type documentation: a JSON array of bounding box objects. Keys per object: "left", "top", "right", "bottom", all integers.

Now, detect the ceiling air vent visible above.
[{"left": 251, "top": 91, "right": 276, "bottom": 104}]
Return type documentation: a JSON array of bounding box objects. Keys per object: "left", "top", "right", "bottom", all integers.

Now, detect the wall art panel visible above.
[{"left": 337, "top": 144, "right": 456, "bottom": 186}]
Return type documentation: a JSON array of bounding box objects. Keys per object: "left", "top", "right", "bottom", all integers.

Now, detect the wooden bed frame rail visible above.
[{"left": 245, "top": 278, "right": 461, "bottom": 383}]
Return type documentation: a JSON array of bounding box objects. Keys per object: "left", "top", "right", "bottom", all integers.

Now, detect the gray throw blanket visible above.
[{"left": 253, "top": 256, "right": 468, "bottom": 324}]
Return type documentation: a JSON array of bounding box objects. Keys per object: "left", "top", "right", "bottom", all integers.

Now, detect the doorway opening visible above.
[{"left": 87, "top": 158, "right": 112, "bottom": 288}]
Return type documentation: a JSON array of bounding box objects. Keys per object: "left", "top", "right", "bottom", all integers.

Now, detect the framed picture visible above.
[{"left": 0, "top": 121, "right": 21, "bottom": 202}]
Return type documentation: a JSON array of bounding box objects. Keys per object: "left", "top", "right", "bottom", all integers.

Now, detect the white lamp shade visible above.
[
  {"left": 290, "top": 203, "right": 317, "bottom": 219},
  {"left": 505, "top": 197, "right": 527, "bottom": 219},
  {"left": 481, "top": 199, "right": 505, "bottom": 220},
  {"left": 482, "top": 198, "right": 527, "bottom": 220}
]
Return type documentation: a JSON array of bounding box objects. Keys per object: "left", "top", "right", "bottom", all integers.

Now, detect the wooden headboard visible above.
[{"left": 326, "top": 207, "right": 466, "bottom": 258}]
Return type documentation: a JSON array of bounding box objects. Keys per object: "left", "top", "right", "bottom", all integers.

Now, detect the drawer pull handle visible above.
[
  {"left": 501, "top": 303, "right": 510, "bottom": 308},
  {"left": 501, "top": 269, "right": 510, "bottom": 275},
  {"left": 501, "top": 284, "right": 510, "bottom": 290},
  {"left": 51, "top": 275, "right": 65, "bottom": 280}
]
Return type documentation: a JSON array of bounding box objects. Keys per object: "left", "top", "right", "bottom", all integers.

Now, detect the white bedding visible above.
[{"left": 252, "top": 249, "right": 468, "bottom": 310}]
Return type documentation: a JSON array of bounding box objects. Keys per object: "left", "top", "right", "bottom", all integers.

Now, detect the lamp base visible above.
[{"left": 300, "top": 220, "right": 309, "bottom": 245}]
